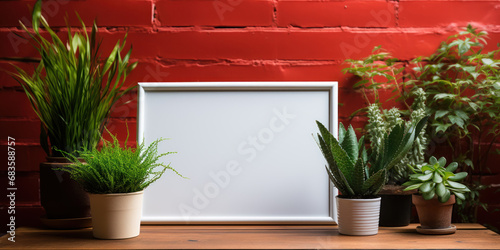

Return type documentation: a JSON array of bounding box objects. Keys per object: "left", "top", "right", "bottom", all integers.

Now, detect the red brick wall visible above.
[{"left": 1, "top": 0, "right": 499, "bottom": 231}]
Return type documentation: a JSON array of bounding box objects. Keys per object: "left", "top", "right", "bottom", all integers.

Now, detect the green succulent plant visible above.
[
  {"left": 315, "top": 117, "right": 427, "bottom": 199},
  {"left": 366, "top": 88, "right": 429, "bottom": 185},
  {"left": 403, "top": 156, "right": 470, "bottom": 204}
]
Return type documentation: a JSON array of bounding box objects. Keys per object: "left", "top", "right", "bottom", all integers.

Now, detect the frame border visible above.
[{"left": 138, "top": 82, "right": 338, "bottom": 224}]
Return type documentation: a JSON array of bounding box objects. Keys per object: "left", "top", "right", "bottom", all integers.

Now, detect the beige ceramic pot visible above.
[
  {"left": 336, "top": 196, "right": 381, "bottom": 236},
  {"left": 89, "top": 191, "right": 144, "bottom": 239}
]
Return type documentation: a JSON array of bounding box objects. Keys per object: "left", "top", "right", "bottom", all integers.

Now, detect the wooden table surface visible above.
[{"left": 1, "top": 224, "right": 498, "bottom": 249}]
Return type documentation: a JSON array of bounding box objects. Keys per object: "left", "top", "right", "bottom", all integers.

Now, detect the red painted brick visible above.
[
  {"left": 157, "top": 0, "right": 273, "bottom": 27},
  {"left": 123, "top": 29, "right": 438, "bottom": 60},
  {"left": 0, "top": 90, "right": 37, "bottom": 118},
  {"left": 0, "top": 205, "right": 43, "bottom": 233},
  {"left": 123, "top": 29, "right": 500, "bottom": 60},
  {"left": 483, "top": 149, "right": 500, "bottom": 174},
  {"left": 4, "top": 29, "right": 500, "bottom": 61},
  {"left": 0, "top": 0, "right": 152, "bottom": 28},
  {"left": 130, "top": 60, "right": 347, "bottom": 83},
  {"left": 399, "top": 1, "right": 500, "bottom": 27},
  {"left": 0, "top": 61, "right": 39, "bottom": 89},
  {"left": 277, "top": 1, "right": 396, "bottom": 27},
  {"left": 0, "top": 30, "right": 37, "bottom": 58},
  {"left": 109, "top": 91, "right": 138, "bottom": 118},
  {"left": 338, "top": 88, "right": 366, "bottom": 119},
  {"left": 477, "top": 204, "right": 500, "bottom": 231},
  {"left": 478, "top": 175, "right": 500, "bottom": 205},
  {"left": 103, "top": 118, "right": 137, "bottom": 145},
  {"left": 468, "top": 143, "right": 500, "bottom": 175},
  {"left": 0, "top": 120, "right": 40, "bottom": 144},
  {"left": 0, "top": 29, "right": 136, "bottom": 59},
  {"left": 0, "top": 172, "right": 40, "bottom": 204},
  {"left": 0, "top": 144, "right": 46, "bottom": 172},
  {"left": 338, "top": 85, "right": 406, "bottom": 119}
]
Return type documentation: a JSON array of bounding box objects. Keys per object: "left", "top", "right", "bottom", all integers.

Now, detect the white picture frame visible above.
[{"left": 137, "top": 82, "right": 338, "bottom": 224}]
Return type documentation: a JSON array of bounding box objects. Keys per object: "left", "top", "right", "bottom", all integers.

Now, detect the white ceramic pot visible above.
[
  {"left": 88, "top": 191, "right": 144, "bottom": 239},
  {"left": 336, "top": 196, "right": 381, "bottom": 236}
]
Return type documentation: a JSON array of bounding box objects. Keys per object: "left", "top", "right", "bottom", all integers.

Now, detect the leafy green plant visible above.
[
  {"left": 10, "top": 0, "right": 137, "bottom": 157},
  {"left": 342, "top": 46, "right": 407, "bottom": 110},
  {"left": 403, "top": 25, "right": 499, "bottom": 221},
  {"left": 343, "top": 48, "right": 430, "bottom": 186},
  {"left": 314, "top": 117, "right": 427, "bottom": 199},
  {"left": 60, "top": 132, "right": 185, "bottom": 194},
  {"left": 343, "top": 25, "right": 499, "bottom": 222},
  {"left": 403, "top": 156, "right": 470, "bottom": 204}
]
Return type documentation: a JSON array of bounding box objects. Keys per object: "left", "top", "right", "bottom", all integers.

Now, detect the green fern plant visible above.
[
  {"left": 315, "top": 117, "right": 427, "bottom": 199},
  {"left": 60, "top": 132, "right": 185, "bottom": 194}
]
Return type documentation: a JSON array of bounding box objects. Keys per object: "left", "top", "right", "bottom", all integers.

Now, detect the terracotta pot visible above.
[
  {"left": 412, "top": 194, "right": 455, "bottom": 229},
  {"left": 336, "top": 196, "right": 381, "bottom": 236},
  {"left": 39, "top": 157, "right": 90, "bottom": 220},
  {"left": 89, "top": 191, "right": 144, "bottom": 239}
]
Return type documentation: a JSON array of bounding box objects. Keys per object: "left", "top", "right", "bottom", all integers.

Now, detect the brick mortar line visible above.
[
  {"left": 272, "top": 0, "right": 278, "bottom": 28},
  {"left": 0, "top": 58, "right": 347, "bottom": 66},
  {"left": 152, "top": 0, "right": 159, "bottom": 31},
  {"left": 395, "top": 0, "right": 400, "bottom": 27},
  {"left": 2, "top": 26, "right": 500, "bottom": 33}
]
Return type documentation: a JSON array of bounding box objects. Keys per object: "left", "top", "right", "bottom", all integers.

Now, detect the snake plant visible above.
[
  {"left": 315, "top": 117, "right": 427, "bottom": 199},
  {"left": 403, "top": 156, "right": 470, "bottom": 204}
]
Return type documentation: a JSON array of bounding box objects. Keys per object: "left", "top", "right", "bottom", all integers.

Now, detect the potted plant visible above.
[
  {"left": 403, "top": 156, "right": 470, "bottom": 234},
  {"left": 366, "top": 90, "right": 428, "bottom": 227},
  {"left": 404, "top": 25, "right": 500, "bottom": 223},
  {"left": 61, "top": 132, "right": 185, "bottom": 239},
  {"left": 10, "top": 0, "right": 136, "bottom": 227},
  {"left": 314, "top": 117, "right": 426, "bottom": 235},
  {"left": 343, "top": 48, "right": 430, "bottom": 226}
]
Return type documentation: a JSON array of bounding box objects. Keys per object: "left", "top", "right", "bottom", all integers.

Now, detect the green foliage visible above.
[
  {"left": 365, "top": 89, "right": 429, "bottom": 185},
  {"left": 343, "top": 25, "right": 499, "bottom": 222},
  {"left": 403, "top": 156, "right": 470, "bottom": 204},
  {"left": 406, "top": 25, "right": 500, "bottom": 169},
  {"left": 315, "top": 118, "right": 427, "bottom": 199},
  {"left": 343, "top": 47, "right": 430, "bottom": 186},
  {"left": 342, "top": 46, "right": 406, "bottom": 110},
  {"left": 60, "top": 132, "right": 185, "bottom": 194},
  {"left": 404, "top": 25, "right": 500, "bottom": 221},
  {"left": 10, "top": 0, "right": 137, "bottom": 157}
]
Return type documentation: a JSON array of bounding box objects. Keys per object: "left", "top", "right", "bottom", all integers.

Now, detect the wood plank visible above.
[{"left": 0, "top": 224, "right": 498, "bottom": 249}]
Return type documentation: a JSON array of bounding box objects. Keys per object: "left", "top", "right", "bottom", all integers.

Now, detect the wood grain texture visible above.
[{"left": 0, "top": 224, "right": 498, "bottom": 249}]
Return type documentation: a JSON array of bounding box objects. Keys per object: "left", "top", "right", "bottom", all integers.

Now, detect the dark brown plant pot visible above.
[
  {"left": 39, "top": 157, "right": 91, "bottom": 227},
  {"left": 379, "top": 185, "right": 416, "bottom": 227},
  {"left": 412, "top": 194, "right": 455, "bottom": 229}
]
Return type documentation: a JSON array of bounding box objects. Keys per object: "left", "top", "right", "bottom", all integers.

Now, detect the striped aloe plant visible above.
[{"left": 315, "top": 117, "right": 427, "bottom": 199}]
